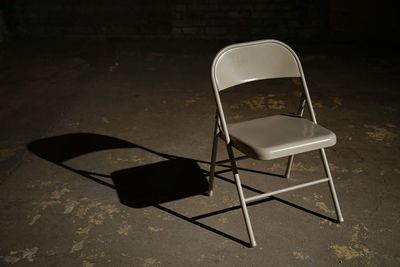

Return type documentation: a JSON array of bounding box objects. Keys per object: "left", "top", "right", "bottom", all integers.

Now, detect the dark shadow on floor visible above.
[
  {"left": 28, "top": 133, "right": 208, "bottom": 208},
  {"left": 112, "top": 158, "right": 208, "bottom": 208},
  {"left": 28, "top": 132, "right": 337, "bottom": 247}
]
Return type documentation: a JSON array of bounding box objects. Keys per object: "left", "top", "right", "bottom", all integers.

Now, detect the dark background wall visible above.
[{"left": 0, "top": 0, "right": 398, "bottom": 42}]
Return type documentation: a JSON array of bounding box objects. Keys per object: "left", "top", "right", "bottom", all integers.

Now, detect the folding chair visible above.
[{"left": 208, "top": 39, "right": 344, "bottom": 247}]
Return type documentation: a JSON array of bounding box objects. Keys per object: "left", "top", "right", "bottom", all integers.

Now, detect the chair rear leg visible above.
[
  {"left": 285, "top": 93, "right": 307, "bottom": 178},
  {"left": 226, "top": 144, "right": 257, "bottom": 247},
  {"left": 285, "top": 155, "right": 294, "bottom": 178},
  {"left": 320, "top": 148, "right": 344, "bottom": 222},
  {"left": 208, "top": 121, "right": 219, "bottom": 196}
]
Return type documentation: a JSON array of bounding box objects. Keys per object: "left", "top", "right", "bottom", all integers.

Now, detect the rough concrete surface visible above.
[{"left": 0, "top": 40, "right": 399, "bottom": 266}]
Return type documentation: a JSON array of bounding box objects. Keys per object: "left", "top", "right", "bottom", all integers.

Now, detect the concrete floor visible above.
[{"left": 0, "top": 39, "right": 399, "bottom": 266}]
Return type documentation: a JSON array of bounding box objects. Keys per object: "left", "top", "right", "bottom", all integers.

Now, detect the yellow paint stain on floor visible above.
[
  {"left": 267, "top": 99, "right": 285, "bottom": 109},
  {"left": 70, "top": 240, "right": 84, "bottom": 253},
  {"left": 313, "top": 102, "right": 323, "bottom": 108},
  {"left": 82, "top": 260, "right": 94, "bottom": 267},
  {"left": 147, "top": 226, "right": 163, "bottom": 232},
  {"left": 352, "top": 168, "right": 364, "bottom": 174},
  {"left": 319, "top": 219, "right": 342, "bottom": 228},
  {"left": 0, "top": 247, "right": 39, "bottom": 264},
  {"left": 64, "top": 200, "right": 80, "bottom": 214},
  {"left": 293, "top": 251, "right": 310, "bottom": 260},
  {"left": 101, "top": 116, "right": 110, "bottom": 123},
  {"left": 331, "top": 244, "right": 372, "bottom": 261},
  {"left": 267, "top": 162, "right": 283, "bottom": 171},
  {"left": 330, "top": 223, "right": 373, "bottom": 261},
  {"left": 50, "top": 188, "right": 71, "bottom": 199},
  {"left": 292, "top": 162, "right": 316, "bottom": 172},
  {"left": 185, "top": 96, "right": 201, "bottom": 106},
  {"left": 315, "top": 201, "right": 335, "bottom": 215},
  {"left": 117, "top": 225, "right": 132, "bottom": 236},
  {"left": 142, "top": 257, "right": 161, "bottom": 267},
  {"left": 76, "top": 224, "right": 94, "bottom": 235},
  {"left": 242, "top": 95, "right": 266, "bottom": 110},
  {"left": 29, "top": 214, "right": 41, "bottom": 225},
  {"left": 364, "top": 125, "right": 397, "bottom": 142}
]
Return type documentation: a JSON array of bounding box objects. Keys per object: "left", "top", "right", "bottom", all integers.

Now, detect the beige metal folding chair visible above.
[{"left": 208, "top": 39, "right": 344, "bottom": 247}]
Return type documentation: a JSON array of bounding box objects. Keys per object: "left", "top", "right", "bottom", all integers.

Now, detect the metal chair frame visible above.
[{"left": 208, "top": 39, "right": 344, "bottom": 247}]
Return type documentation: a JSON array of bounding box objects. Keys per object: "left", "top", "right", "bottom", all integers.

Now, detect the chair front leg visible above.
[
  {"left": 320, "top": 148, "right": 344, "bottom": 223},
  {"left": 208, "top": 119, "right": 219, "bottom": 196},
  {"left": 226, "top": 144, "right": 257, "bottom": 247}
]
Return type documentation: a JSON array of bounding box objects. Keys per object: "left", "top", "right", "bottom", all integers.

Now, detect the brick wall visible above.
[
  {"left": 2, "top": 0, "right": 397, "bottom": 41},
  {"left": 172, "top": 0, "right": 329, "bottom": 41},
  {"left": 14, "top": 0, "right": 171, "bottom": 38}
]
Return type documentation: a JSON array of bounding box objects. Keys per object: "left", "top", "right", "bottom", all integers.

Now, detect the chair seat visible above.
[{"left": 228, "top": 115, "right": 336, "bottom": 160}]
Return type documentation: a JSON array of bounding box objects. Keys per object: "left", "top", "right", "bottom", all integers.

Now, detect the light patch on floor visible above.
[
  {"left": 242, "top": 95, "right": 266, "bottom": 110},
  {"left": 292, "top": 162, "right": 316, "bottom": 172},
  {"left": 142, "top": 257, "right": 161, "bottom": 267},
  {"left": 185, "top": 96, "right": 201, "bottom": 106},
  {"left": 98, "top": 204, "right": 120, "bottom": 217},
  {"left": 352, "top": 168, "right": 364, "bottom": 174},
  {"left": 292, "top": 251, "right": 310, "bottom": 260},
  {"left": 329, "top": 163, "right": 349, "bottom": 173},
  {"left": 267, "top": 162, "right": 283, "bottom": 171},
  {"left": 330, "top": 223, "right": 373, "bottom": 261},
  {"left": 50, "top": 188, "right": 71, "bottom": 199},
  {"left": 222, "top": 194, "right": 238, "bottom": 207},
  {"left": 64, "top": 200, "right": 80, "bottom": 214},
  {"left": 267, "top": 99, "right": 285, "bottom": 109},
  {"left": 70, "top": 240, "right": 84, "bottom": 253},
  {"left": 0, "top": 247, "right": 39, "bottom": 264},
  {"left": 76, "top": 224, "right": 95, "bottom": 235},
  {"left": 157, "top": 213, "right": 173, "bottom": 221},
  {"left": 319, "top": 219, "right": 341, "bottom": 228},
  {"left": 82, "top": 260, "right": 94, "bottom": 267},
  {"left": 364, "top": 125, "right": 397, "bottom": 142},
  {"left": 315, "top": 201, "right": 335, "bottom": 215},
  {"left": 147, "top": 226, "right": 163, "bottom": 232},
  {"left": 27, "top": 180, "right": 54, "bottom": 188},
  {"left": 101, "top": 116, "right": 110, "bottom": 123},
  {"left": 115, "top": 155, "right": 145, "bottom": 163},
  {"left": 29, "top": 214, "right": 41, "bottom": 225},
  {"left": 117, "top": 225, "right": 132, "bottom": 235},
  {"left": 313, "top": 102, "right": 323, "bottom": 108}
]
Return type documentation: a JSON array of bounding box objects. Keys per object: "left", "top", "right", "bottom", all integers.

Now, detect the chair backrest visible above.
[
  {"left": 212, "top": 40, "right": 302, "bottom": 91},
  {"left": 211, "top": 40, "right": 317, "bottom": 143}
]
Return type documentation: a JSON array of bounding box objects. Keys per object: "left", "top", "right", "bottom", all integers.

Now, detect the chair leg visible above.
[
  {"left": 226, "top": 144, "right": 257, "bottom": 247},
  {"left": 320, "top": 148, "right": 344, "bottom": 223},
  {"left": 208, "top": 121, "right": 219, "bottom": 196},
  {"left": 284, "top": 155, "right": 294, "bottom": 178}
]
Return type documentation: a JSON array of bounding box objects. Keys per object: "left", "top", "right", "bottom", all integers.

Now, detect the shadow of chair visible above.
[{"left": 28, "top": 132, "right": 336, "bottom": 247}]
